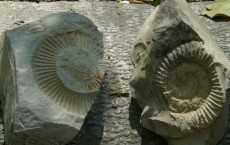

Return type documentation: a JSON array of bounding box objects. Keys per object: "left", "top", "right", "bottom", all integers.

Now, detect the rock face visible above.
[
  {"left": 1, "top": 2, "right": 230, "bottom": 145},
  {"left": 0, "top": 12, "right": 104, "bottom": 145},
  {"left": 130, "top": 0, "right": 230, "bottom": 145}
]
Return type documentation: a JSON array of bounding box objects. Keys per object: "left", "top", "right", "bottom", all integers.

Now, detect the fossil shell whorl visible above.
[
  {"left": 155, "top": 41, "right": 224, "bottom": 129},
  {"left": 32, "top": 31, "right": 104, "bottom": 116}
]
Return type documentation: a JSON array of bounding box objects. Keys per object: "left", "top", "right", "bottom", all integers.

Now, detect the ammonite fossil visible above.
[
  {"left": 155, "top": 41, "right": 224, "bottom": 129},
  {"left": 32, "top": 31, "right": 104, "bottom": 116}
]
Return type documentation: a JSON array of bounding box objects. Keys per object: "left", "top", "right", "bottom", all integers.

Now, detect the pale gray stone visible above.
[
  {"left": 130, "top": 0, "right": 230, "bottom": 145},
  {"left": 0, "top": 1, "right": 230, "bottom": 145},
  {"left": 0, "top": 12, "right": 104, "bottom": 145}
]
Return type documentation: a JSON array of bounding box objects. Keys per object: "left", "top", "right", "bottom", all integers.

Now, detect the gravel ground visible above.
[{"left": 0, "top": 1, "right": 229, "bottom": 145}]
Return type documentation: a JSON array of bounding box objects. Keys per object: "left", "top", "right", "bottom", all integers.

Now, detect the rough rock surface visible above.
[
  {"left": 130, "top": 0, "right": 230, "bottom": 145},
  {"left": 0, "top": 1, "right": 229, "bottom": 145}
]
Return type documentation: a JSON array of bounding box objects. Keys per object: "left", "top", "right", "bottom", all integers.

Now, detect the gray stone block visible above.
[
  {"left": 0, "top": 1, "right": 230, "bottom": 145},
  {"left": 0, "top": 12, "right": 104, "bottom": 145},
  {"left": 130, "top": 0, "right": 230, "bottom": 145}
]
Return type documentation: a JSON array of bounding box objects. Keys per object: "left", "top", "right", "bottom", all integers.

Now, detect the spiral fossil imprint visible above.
[
  {"left": 32, "top": 31, "right": 104, "bottom": 116},
  {"left": 155, "top": 41, "right": 224, "bottom": 128}
]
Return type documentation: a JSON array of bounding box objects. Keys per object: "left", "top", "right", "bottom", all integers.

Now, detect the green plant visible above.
[{"left": 152, "top": 0, "right": 161, "bottom": 6}]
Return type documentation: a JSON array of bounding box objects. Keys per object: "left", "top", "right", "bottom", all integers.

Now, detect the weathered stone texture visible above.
[
  {"left": 130, "top": 0, "right": 230, "bottom": 145},
  {"left": 0, "top": 1, "right": 229, "bottom": 145},
  {"left": 0, "top": 12, "right": 105, "bottom": 145}
]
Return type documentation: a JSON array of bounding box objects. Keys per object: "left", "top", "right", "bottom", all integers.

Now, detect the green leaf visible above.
[
  {"left": 153, "top": 0, "right": 161, "bottom": 6},
  {"left": 200, "top": 0, "right": 230, "bottom": 18}
]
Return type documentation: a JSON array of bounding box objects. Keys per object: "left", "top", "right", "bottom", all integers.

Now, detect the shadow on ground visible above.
[
  {"left": 212, "top": 17, "right": 230, "bottom": 22},
  {"left": 66, "top": 90, "right": 106, "bottom": 145},
  {"left": 129, "top": 98, "right": 168, "bottom": 145}
]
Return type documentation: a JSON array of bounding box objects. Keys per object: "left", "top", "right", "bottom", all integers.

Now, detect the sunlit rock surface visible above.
[
  {"left": 0, "top": 12, "right": 104, "bottom": 145},
  {"left": 130, "top": 0, "right": 230, "bottom": 145},
  {"left": 0, "top": 1, "right": 229, "bottom": 145}
]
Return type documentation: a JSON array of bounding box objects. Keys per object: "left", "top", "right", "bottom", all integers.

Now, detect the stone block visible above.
[
  {"left": 130, "top": 0, "right": 230, "bottom": 145},
  {"left": 0, "top": 12, "right": 104, "bottom": 145}
]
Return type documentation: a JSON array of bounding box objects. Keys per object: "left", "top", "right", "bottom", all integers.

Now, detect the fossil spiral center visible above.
[
  {"left": 163, "top": 62, "right": 211, "bottom": 113},
  {"left": 56, "top": 46, "right": 97, "bottom": 91},
  {"left": 167, "top": 63, "right": 210, "bottom": 100},
  {"left": 71, "top": 58, "right": 88, "bottom": 73}
]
